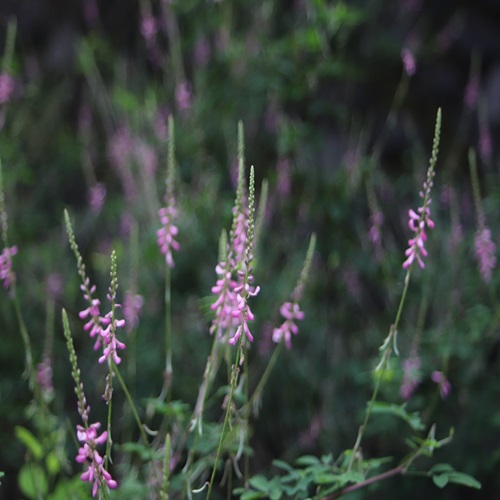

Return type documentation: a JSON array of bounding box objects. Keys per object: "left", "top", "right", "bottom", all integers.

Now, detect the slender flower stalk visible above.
[
  {"left": 349, "top": 108, "right": 441, "bottom": 472},
  {"left": 272, "top": 233, "right": 316, "bottom": 350},
  {"left": 469, "top": 149, "right": 496, "bottom": 283},
  {"left": 1, "top": 159, "right": 33, "bottom": 383},
  {"left": 62, "top": 310, "right": 117, "bottom": 498},
  {"left": 156, "top": 115, "right": 179, "bottom": 400}
]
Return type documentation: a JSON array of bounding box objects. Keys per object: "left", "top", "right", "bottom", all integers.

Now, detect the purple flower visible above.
[
  {"left": 401, "top": 48, "right": 416, "bottom": 76},
  {"left": 36, "top": 356, "right": 54, "bottom": 394},
  {"left": 140, "top": 16, "right": 159, "bottom": 44},
  {"left": 98, "top": 309, "right": 126, "bottom": 365},
  {"left": 228, "top": 284, "right": 260, "bottom": 345},
  {"left": 87, "top": 183, "right": 106, "bottom": 214},
  {"left": 400, "top": 355, "right": 421, "bottom": 400},
  {"left": 272, "top": 302, "right": 304, "bottom": 349},
  {"left": 402, "top": 174, "right": 435, "bottom": 270},
  {"left": 475, "top": 227, "right": 496, "bottom": 283},
  {"left": 368, "top": 210, "right": 384, "bottom": 260},
  {"left": 157, "top": 205, "right": 180, "bottom": 268},
  {"left": 175, "top": 81, "right": 192, "bottom": 112},
  {"left": 277, "top": 158, "right": 291, "bottom": 197},
  {"left": 194, "top": 37, "right": 211, "bottom": 67},
  {"left": 210, "top": 262, "right": 238, "bottom": 338},
  {"left": 76, "top": 422, "right": 117, "bottom": 496},
  {"left": 0, "top": 72, "right": 14, "bottom": 104},
  {"left": 0, "top": 245, "right": 17, "bottom": 290},
  {"left": 123, "top": 291, "right": 144, "bottom": 333},
  {"left": 464, "top": 76, "right": 479, "bottom": 111},
  {"left": 432, "top": 371, "right": 451, "bottom": 399}
]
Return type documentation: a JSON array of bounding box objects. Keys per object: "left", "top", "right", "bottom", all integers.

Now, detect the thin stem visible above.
[
  {"left": 13, "top": 290, "right": 34, "bottom": 385},
  {"left": 206, "top": 343, "right": 242, "bottom": 500},
  {"left": 112, "top": 364, "right": 160, "bottom": 485},
  {"left": 246, "top": 342, "right": 283, "bottom": 415},
  {"left": 164, "top": 264, "right": 173, "bottom": 401}
]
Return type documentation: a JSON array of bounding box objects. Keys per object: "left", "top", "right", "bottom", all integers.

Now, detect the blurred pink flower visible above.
[
  {"left": 194, "top": 37, "right": 211, "bottom": 66},
  {"left": 140, "top": 16, "right": 159, "bottom": 44},
  {"left": 157, "top": 205, "right": 180, "bottom": 268},
  {"left": 0, "top": 72, "right": 15, "bottom": 104},
  {"left": 401, "top": 48, "right": 416, "bottom": 76},
  {"left": 277, "top": 158, "right": 291, "bottom": 197},
  {"left": 432, "top": 371, "right": 451, "bottom": 399},
  {"left": 464, "top": 76, "right": 479, "bottom": 110},
  {"left": 87, "top": 183, "right": 106, "bottom": 213},
  {"left": 475, "top": 227, "right": 496, "bottom": 283},
  {"left": 272, "top": 302, "right": 304, "bottom": 349},
  {"left": 123, "top": 291, "right": 144, "bottom": 333},
  {"left": 175, "top": 81, "right": 192, "bottom": 112},
  {"left": 0, "top": 245, "right": 17, "bottom": 290},
  {"left": 400, "top": 355, "right": 421, "bottom": 400}
]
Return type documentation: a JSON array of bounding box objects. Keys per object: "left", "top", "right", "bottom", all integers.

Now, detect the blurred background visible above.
[{"left": 1, "top": 0, "right": 500, "bottom": 498}]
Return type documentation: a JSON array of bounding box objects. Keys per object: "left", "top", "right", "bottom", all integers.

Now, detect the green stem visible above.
[
  {"left": 13, "top": 289, "right": 34, "bottom": 385},
  {"left": 246, "top": 342, "right": 283, "bottom": 415},
  {"left": 206, "top": 342, "right": 242, "bottom": 500},
  {"left": 164, "top": 264, "right": 173, "bottom": 401},
  {"left": 348, "top": 266, "right": 412, "bottom": 470},
  {"left": 112, "top": 364, "right": 160, "bottom": 485}
]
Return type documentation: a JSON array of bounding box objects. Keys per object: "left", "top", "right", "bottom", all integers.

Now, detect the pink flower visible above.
[
  {"left": 175, "top": 81, "right": 192, "bottom": 112},
  {"left": 140, "top": 16, "right": 159, "bottom": 44},
  {"left": 36, "top": 356, "right": 54, "bottom": 394},
  {"left": 228, "top": 284, "right": 260, "bottom": 345},
  {"left": 272, "top": 302, "right": 304, "bottom": 349},
  {"left": 400, "top": 355, "right": 421, "bottom": 400},
  {"left": 464, "top": 76, "right": 479, "bottom": 111},
  {"left": 0, "top": 245, "right": 17, "bottom": 290},
  {"left": 402, "top": 178, "right": 435, "bottom": 270},
  {"left": 210, "top": 262, "right": 238, "bottom": 338},
  {"left": 87, "top": 183, "right": 106, "bottom": 213},
  {"left": 76, "top": 422, "right": 117, "bottom": 496},
  {"left": 157, "top": 205, "right": 180, "bottom": 268},
  {"left": 368, "top": 210, "right": 384, "bottom": 260},
  {"left": 401, "top": 48, "right": 416, "bottom": 76},
  {"left": 432, "top": 371, "right": 451, "bottom": 399},
  {"left": 475, "top": 227, "right": 496, "bottom": 283},
  {"left": 123, "top": 291, "right": 144, "bottom": 333},
  {"left": 277, "top": 158, "right": 291, "bottom": 197},
  {"left": 0, "top": 72, "right": 14, "bottom": 104}
]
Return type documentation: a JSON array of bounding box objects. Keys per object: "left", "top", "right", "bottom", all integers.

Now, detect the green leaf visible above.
[
  {"left": 239, "top": 491, "right": 268, "bottom": 500},
  {"left": 370, "top": 402, "right": 425, "bottom": 431},
  {"left": 249, "top": 475, "right": 270, "bottom": 492},
  {"left": 430, "top": 463, "right": 454, "bottom": 473},
  {"left": 45, "top": 451, "right": 61, "bottom": 476},
  {"left": 446, "top": 472, "right": 481, "bottom": 489},
  {"left": 433, "top": 474, "right": 449, "bottom": 488},
  {"left": 18, "top": 464, "right": 48, "bottom": 499},
  {"left": 272, "top": 459, "right": 292, "bottom": 471},
  {"left": 15, "top": 426, "right": 44, "bottom": 460},
  {"left": 296, "top": 455, "right": 321, "bottom": 466}
]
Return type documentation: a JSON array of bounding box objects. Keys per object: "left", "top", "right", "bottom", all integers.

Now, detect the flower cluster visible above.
[
  {"left": 474, "top": 227, "right": 496, "bottom": 283},
  {"left": 228, "top": 279, "right": 260, "bottom": 345},
  {"left": 157, "top": 116, "right": 180, "bottom": 268},
  {"left": 272, "top": 234, "right": 315, "bottom": 350},
  {"left": 79, "top": 281, "right": 126, "bottom": 364},
  {"left": 272, "top": 302, "right": 304, "bottom": 350},
  {"left": 402, "top": 202, "right": 434, "bottom": 269},
  {"left": 210, "top": 261, "right": 239, "bottom": 338},
  {"left": 76, "top": 423, "right": 117, "bottom": 497},
  {"left": 0, "top": 244, "right": 17, "bottom": 289},
  {"left": 157, "top": 204, "right": 180, "bottom": 268}
]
